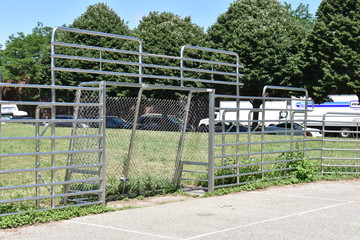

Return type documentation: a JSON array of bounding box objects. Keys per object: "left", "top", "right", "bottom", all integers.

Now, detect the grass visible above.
[{"left": 0, "top": 204, "right": 118, "bottom": 229}]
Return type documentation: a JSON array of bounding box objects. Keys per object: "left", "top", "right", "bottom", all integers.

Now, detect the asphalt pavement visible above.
[{"left": 1, "top": 180, "right": 359, "bottom": 240}]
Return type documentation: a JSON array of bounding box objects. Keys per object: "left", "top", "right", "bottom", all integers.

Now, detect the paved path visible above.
[{"left": 1, "top": 180, "right": 360, "bottom": 240}]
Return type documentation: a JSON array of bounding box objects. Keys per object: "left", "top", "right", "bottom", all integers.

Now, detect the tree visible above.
[
  {"left": 133, "top": 11, "right": 207, "bottom": 99},
  {"left": 283, "top": 2, "right": 315, "bottom": 30},
  {"left": 0, "top": 22, "right": 51, "bottom": 84},
  {"left": 207, "top": 0, "right": 307, "bottom": 126},
  {"left": 36, "top": 3, "right": 132, "bottom": 101},
  {"left": 302, "top": 0, "right": 360, "bottom": 103}
]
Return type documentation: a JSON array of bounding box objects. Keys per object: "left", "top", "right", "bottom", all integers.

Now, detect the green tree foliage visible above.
[
  {"left": 283, "top": 2, "right": 315, "bottom": 30},
  {"left": 36, "top": 3, "right": 132, "bottom": 101},
  {"left": 133, "top": 12, "right": 207, "bottom": 98},
  {"left": 0, "top": 22, "right": 51, "bottom": 84},
  {"left": 208, "top": 0, "right": 307, "bottom": 125},
  {"left": 302, "top": 0, "right": 360, "bottom": 102}
]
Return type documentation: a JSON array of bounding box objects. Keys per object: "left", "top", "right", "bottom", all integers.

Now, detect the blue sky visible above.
[{"left": 0, "top": 0, "right": 321, "bottom": 48}]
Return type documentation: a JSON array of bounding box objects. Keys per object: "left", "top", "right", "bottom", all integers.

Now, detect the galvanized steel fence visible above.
[{"left": 1, "top": 27, "right": 360, "bottom": 216}]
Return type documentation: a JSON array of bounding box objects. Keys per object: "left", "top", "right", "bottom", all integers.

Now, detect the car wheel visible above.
[
  {"left": 339, "top": 127, "right": 353, "bottom": 138},
  {"left": 199, "top": 125, "right": 209, "bottom": 132}
]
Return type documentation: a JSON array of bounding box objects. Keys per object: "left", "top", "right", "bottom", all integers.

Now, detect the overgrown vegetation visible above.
[{"left": 0, "top": 205, "right": 117, "bottom": 229}]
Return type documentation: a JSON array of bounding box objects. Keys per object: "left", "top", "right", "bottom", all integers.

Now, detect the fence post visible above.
[
  {"left": 208, "top": 89, "right": 215, "bottom": 192},
  {"left": 99, "top": 81, "right": 107, "bottom": 205}
]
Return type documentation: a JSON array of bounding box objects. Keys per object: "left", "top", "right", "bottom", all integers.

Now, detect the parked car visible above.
[
  {"left": 199, "top": 122, "right": 250, "bottom": 132},
  {"left": 137, "top": 114, "right": 192, "bottom": 132},
  {"left": 264, "top": 123, "right": 321, "bottom": 137},
  {"left": 54, "top": 115, "right": 89, "bottom": 128},
  {"left": 105, "top": 116, "right": 132, "bottom": 129}
]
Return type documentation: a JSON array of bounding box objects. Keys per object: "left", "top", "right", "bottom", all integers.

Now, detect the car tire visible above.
[
  {"left": 199, "top": 124, "right": 209, "bottom": 132},
  {"left": 339, "top": 127, "right": 353, "bottom": 138}
]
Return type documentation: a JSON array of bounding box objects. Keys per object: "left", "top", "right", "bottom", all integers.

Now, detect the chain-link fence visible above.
[{"left": 72, "top": 89, "right": 211, "bottom": 196}]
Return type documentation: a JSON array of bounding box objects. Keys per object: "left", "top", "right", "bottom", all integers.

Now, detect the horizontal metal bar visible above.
[
  {"left": 0, "top": 189, "right": 102, "bottom": 205},
  {"left": 181, "top": 170, "right": 208, "bottom": 174},
  {"left": 214, "top": 94, "right": 306, "bottom": 101},
  {"left": 181, "top": 161, "right": 208, "bottom": 166},
  {"left": 0, "top": 149, "right": 103, "bottom": 158},
  {"left": 0, "top": 163, "right": 102, "bottom": 175},
  {"left": 182, "top": 45, "right": 239, "bottom": 58},
  {"left": 0, "top": 178, "right": 101, "bottom": 191},
  {"left": 54, "top": 26, "right": 142, "bottom": 43},
  {"left": 322, "top": 148, "right": 360, "bottom": 151},
  {"left": 215, "top": 148, "right": 319, "bottom": 159},
  {"left": 215, "top": 139, "right": 322, "bottom": 147},
  {"left": 1, "top": 118, "right": 101, "bottom": 123},
  {"left": 0, "top": 100, "right": 101, "bottom": 107},
  {"left": 52, "top": 67, "right": 244, "bottom": 86},
  {"left": 0, "top": 134, "right": 102, "bottom": 142},
  {"left": 322, "top": 165, "right": 360, "bottom": 168},
  {"left": 322, "top": 157, "right": 360, "bottom": 160},
  {"left": 325, "top": 112, "right": 360, "bottom": 116},
  {"left": 0, "top": 83, "right": 101, "bottom": 91}
]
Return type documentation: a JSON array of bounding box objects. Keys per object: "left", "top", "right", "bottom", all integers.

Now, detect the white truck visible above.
[
  {"left": 1, "top": 104, "right": 28, "bottom": 119},
  {"left": 198, "top": 100, "right": 289, "bottom": 131},
  {"left": 292, "top": 95, "right": 360, "bottom": 138},
  {"left": 199, "top": 95, "right": 360, "bottom": 137}
]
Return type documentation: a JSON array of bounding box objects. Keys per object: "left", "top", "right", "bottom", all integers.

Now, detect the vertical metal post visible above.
[
  {"left": 208, "top": 89, "right": 215, "bottom": 192},
  {"left": 122, "top": 88, "right": 144, "bottom": 193},
  {"left": 173, "top": 91, "right": 193, "bottom": 186},
  {"left": 139, "top": 42, "right": 143, "bottom": 84},
  {"left": 180, "top": 46, "right": 185, "bottom": 87},
  {"left": 99, "top": 51, "right": 102, "bottom": 71},
  {"left": 35, "top": 107, "right": 41, "bottom": 207},
  {"left": 50, "top": 28, "right": 57, "bottom": 208},
  {"left": 98, "top": 81, "right": 107, "bottom": 205},
  {"left": 321, "top": 114, "right": 326, "bottom": 174},
  {"left": 260, "top": 94, "right": 266, "bottom": 177},
  {"left": 303, "top": 92, "right": 309, "bottom": 156},
  {"left": 235, "top": 57, "right": 240, "bottom": 184}
]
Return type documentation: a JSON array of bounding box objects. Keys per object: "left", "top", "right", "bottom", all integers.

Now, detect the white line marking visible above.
[
  {"left": 249, "top": 191, "right": 352, "bottom": 202},
  {"left": 65, "top": 220, "right": 183, "bottom": 240},
  {"left": 185, "top": 200, "right": 354, "bottom": 240}
]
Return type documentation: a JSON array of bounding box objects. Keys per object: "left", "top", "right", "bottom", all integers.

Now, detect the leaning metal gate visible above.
[{"left": 49, "top": 26, "right": 242, "bottom": 197}]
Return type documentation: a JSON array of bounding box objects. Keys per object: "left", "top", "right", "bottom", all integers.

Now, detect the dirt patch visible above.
[{"left": 107, "top": 195, "right": 197, "bottom": 209}]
